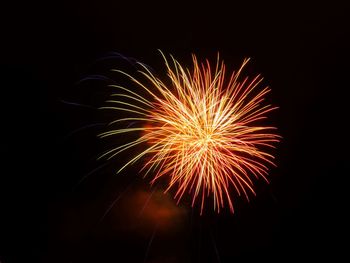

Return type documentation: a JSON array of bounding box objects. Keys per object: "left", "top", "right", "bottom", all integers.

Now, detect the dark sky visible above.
[{"left": 1, "top": 1, "right": 349, "bottom": 262}]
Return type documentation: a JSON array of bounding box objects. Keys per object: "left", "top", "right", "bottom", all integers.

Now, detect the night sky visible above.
[{"left": 1, "top": 1, "right": 349, "bottom": 262}]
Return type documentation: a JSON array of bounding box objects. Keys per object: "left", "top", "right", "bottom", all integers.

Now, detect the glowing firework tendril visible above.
[{"left": 99, "top": 51, "right": 280, "bottom": 214}]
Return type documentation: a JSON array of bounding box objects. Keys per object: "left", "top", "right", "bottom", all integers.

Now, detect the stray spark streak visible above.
[{"left": 99, "top": 52, "right": 280, "bottom": 214}]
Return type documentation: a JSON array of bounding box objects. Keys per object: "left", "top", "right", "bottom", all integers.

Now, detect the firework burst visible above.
[{"left": 99, "top": 51, "right": 280, "bottom": 214}]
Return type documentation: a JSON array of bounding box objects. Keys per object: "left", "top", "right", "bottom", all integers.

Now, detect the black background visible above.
[{"left": 1, "top": 1, "right": 349, "bottom": 262}]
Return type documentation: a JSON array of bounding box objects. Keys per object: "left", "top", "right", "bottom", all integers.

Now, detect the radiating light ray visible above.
[{"left": 99, "top": 51, "right": 280, "bottom": 214}]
